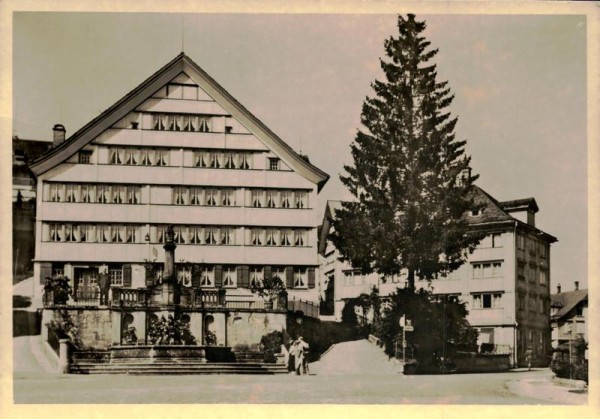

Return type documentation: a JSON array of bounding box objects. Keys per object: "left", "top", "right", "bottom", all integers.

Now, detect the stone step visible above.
[{"left": 70, "top": 361, "right": 288, "bottom": 375}]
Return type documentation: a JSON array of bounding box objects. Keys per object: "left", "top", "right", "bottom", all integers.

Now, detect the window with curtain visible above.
[
  {"left": 250, "top": 267, "right": 263, "bottom": 283},
  {"left": 251, "top": 190, "right": 264, "bottom": 208},
  {"left": 97, "top": 185, "right": 111, "bottom": 204},
  {"left": 209, "top": 152, "right": 220, "bottom": 168},
  {"left": 240, "top": 153, "right": 251, "bottom": 169},
  {"left": 295, "top": 191, "right": 307, "bottom": 209},
  {"left": 127, "top": 186, "right": 140, "bottom": 204},
  {"left": 281, "top": 191, "right": 291, "bottom": 208},
  {"left": 194, "top": 151, "right": 209, "bottom": 167},
  {"left": 126, "top": 226, "right": 138, "bottom": 243},
  {"left": 294, "top": 268, "right": 307, "bottom": 288},
  {"left": 155, "top": 150, "right": 168, "bottom": 166},
  {"left": 140, "top": 149, "right": 152, "bottom": 165},
  {"left": 280, "top": 229, "right": 292, "bottom": 246},
  {"left": 173, "top": 226, "right": 186, "bottom": 244},
  {"left": 222, "top": 189, "right": 235, "bottom": 206},
  {"left": 251, "top": 228, "right": 263, "bottom": 246},
  {"left": 80, "top": 185, "right": 93, "bottom": 203},
  {"left": 50, "top": 224, "right": 60, "bottom": 241},
  {"left": 266, "top": 229, "right": 277, "bottom": 246},
  {"left": 221, "top": 228, "right": 234, "bottom": 245},
  {"left": 224, "top": 152, "right": 235, "bottom": 169},
  {"left": 190, "top": 188, "right": 202, "bottom": 205},
  {"left": 206, "top": 189, "right": 217, "bottom": 206},
  {"left": 205, "top": 228, "right": 217, "bottom": 245},
  {"left": 173, "top": 187, "right": 188, "bottom": 205},
  {"left": 198, "top": 116, "right": 211, "bottom": 133},
  {"left": 124, "top": 149, "right": 139, "bottom": 165},
  {"left": 223, "top": 267, "right": 237, "bottom": 287},
  {"left": 98, "top": 225, "right": 111, "bottom": 242},
  {"left": 189, "top": 226, "right": 203, "bottom": 244},
  {"left": 266, "top": 190, "right": 278, "bottom": 208},
  {"left": 50, "top": 183, "right": 64, "bottom": 202},
  {"left": 113, "top": 225, "right": 125, "bottom": 243},
  {"left": 294, "top": 229, "right": 306, "bottom": 246},
  {"left": 112, "top": 186, "right": 125, "bottom": 204},
  {"left": 156, "top": 226, "right": 166, "bottom": 244},
  {"left": 200, "top": 267, "right": 214, "bottom": 287}
]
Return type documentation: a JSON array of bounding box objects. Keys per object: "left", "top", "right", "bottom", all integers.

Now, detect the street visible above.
[
  {"left": 13, "top": 368, "right": 568, "bottom": 404},
  {"left": 12, "top": 336, "right": 588, "bottom": 405}
]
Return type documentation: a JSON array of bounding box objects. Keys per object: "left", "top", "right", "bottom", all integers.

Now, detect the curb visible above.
[{"left": 552, "top": 376, "right": 587, "bottom": 389}]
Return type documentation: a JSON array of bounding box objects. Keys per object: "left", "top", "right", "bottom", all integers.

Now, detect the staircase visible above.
[
  {"left": 70, "top": 361, "right": 287, "bottom": 375},
  {"left": 70, "top": 357, "right": 288, "bottom": 375}
]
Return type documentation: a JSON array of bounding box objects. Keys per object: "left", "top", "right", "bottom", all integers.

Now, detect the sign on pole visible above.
[{"left": 404, "top": 325, "right": 414, "bottom": 332}]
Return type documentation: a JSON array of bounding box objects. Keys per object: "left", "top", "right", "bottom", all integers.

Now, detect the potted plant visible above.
[
  {"left": 43, "top": 274, "right": 72, "bottom": 305},
  {"left": 250, "top": 275, "right": 286, "bottom": 309}
]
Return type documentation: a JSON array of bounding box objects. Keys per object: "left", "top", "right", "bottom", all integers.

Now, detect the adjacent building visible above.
[
  {"left": 550, "top": 282, "right": 588, "bottom": 358},
  {"left": 30, "top": 53, "right": 328, "bottom": 349},
  {"left": 13, "top": 136, "right": 53, "bottom": 275},
  {"left": 318, "top": 186, "right": 557, "bottom": 367}
]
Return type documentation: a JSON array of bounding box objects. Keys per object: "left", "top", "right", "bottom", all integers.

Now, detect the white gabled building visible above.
[
  {"left": 30, "top": 53, "right": 328, "bottom": 349},
  {"left": 318, "top": 186, "right": 558, "bottom": 367}
]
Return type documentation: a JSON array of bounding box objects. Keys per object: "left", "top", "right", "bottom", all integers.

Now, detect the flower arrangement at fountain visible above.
[{"left": 147, "top": 315, "right": 197, "bottom": 345}]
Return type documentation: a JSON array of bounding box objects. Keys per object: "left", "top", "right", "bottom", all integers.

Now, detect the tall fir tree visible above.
[{"left": 331, "top": 14, "right": 483, "bottom": 290}]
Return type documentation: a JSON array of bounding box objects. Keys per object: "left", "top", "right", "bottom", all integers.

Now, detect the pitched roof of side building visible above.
[
  {"left": 29, "top": 53, "right": 330, "bottom": 191},
  {"left": 321, "top": 185, "right": 557, "bottom": 252},
  {"left": 550, "top": 289, "right": 588, "bottom": 321}
]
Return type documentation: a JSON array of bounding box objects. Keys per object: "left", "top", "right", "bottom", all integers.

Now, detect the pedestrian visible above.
[
  {"left": 98, "top": 266, "right": 110, "bottom": 305},
  {"left": 525, "top": 348, "right": 533, "bottom": 371},
  {"left": 288, "top": 339, "right": 298, "bottom": 375},
  {"left": 298, "top": 336, "right": 310, "bottom": 375},
  {"left": 295, "top": 337, "right": 307, "bottom": 375}
]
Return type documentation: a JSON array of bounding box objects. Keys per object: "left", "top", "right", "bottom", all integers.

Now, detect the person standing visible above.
[
  {"left": 298, "top": 336, "right": 310, "bottom": 375},
  {"left": 288, "top": 339, "right": 298, "bottom": 375},
  {"left": 98, "top": 266, "right": 110, "bottom": 305}
]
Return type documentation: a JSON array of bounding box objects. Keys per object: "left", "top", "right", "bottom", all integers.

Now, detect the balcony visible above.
[{"left": 43, "top": 287, "right": 320, "bottom": 318}]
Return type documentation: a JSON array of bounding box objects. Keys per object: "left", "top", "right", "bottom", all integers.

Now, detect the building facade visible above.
[
  {"left": 31, "top": 53, "right": 328, "bottom": 350},
  {"left": 13, "top": 136, "right": 52, "bottom": 275},
  {"left": 550, "top": 282, "right": 588, "bottom": 358},
  {"left": 318, "top": 186, "right": 557, "bottom": 367}
]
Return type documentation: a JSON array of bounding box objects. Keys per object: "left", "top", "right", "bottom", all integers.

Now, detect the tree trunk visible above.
[{"left": 407, "top": 269, "right": 415, "bottom": 291}]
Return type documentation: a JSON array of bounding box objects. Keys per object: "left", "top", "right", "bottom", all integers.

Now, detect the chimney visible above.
[
  {"left": 557, "top": 283, "right": 561, "bottom": 294},
  {"left": 574, "top": 281, "right": 579, "bottom": 291},
  {"left": 52, "top": 124, "right": 66, "bottom": 147}
]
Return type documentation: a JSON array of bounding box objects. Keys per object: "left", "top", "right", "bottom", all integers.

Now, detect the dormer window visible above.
[
  {"left": 78, "top": 150, "right": 92, "bottom": 164},
  {"left": 470, "top": 209, "right": 481, "bottom": 216},
  {"left": 269, "top": 158, "right": 280, "bottom": 171}
]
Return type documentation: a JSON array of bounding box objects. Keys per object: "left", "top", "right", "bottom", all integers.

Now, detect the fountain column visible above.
[{"left": 149, "top": 225, "right": 181, "bottom": 306}]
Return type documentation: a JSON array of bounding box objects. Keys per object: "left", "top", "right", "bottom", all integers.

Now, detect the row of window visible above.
[
  {"left": 53, "top": 263, "right": 311, "bottom": 289},
  {"left": 49, "top": 183, "right": 141, "bottom": 204},
  {"left": 172, "top": 187, "right": 308, "bottom": 208},
  {"left": 83, "top": 147, "right": 285, "bottom": 172},
  {"left": 109, "top": 147, "right": 169, "bottom": 166},
  {"left": 517, "top": 233, "right": 548, "bottom": 258},
  {"left": 44, "top": 183, "right": 311, "bottom": 208},
  {"left": 517, "top": 293, "right": 548, "bottom": 314},
  {"left": 44, "top": 223, "right": 310, "bottom": 247},
  {"left": 517, "top": 262, "right": 548, "bottom": 285},
  {"left": 472, "top": 262, "right": 503, "bottom": 279},
  {"left": 152, "top": 113, "right": 212, "bottom": 132}
]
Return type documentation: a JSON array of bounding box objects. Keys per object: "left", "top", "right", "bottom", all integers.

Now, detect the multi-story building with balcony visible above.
[
  {"left": 318, "top": 186, "right": 557, "bottom": 367},
  {"left": 30, "top": 53, "right": 328, "bottom": 350}
]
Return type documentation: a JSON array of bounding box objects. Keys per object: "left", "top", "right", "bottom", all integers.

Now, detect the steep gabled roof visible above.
[
  {"left": 322, "top": 186, "right": 557, "bottom": 243},
  {"left": 551, "top": 289, "right": 588, "bottom": 320},
  {"left": 29, "top": 53, "right": 329, "bottom": 190}
]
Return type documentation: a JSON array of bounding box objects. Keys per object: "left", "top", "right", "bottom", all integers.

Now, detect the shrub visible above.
[{"left": 260, "top": 330, "right": 283, "bottom": 363}]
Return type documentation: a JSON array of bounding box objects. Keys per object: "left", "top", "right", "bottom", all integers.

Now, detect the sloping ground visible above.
[
  {"left": 309, "top": 339, "right": 400, "bottom": 376},
  {"left": 13, "top": 335, "right": 58, "bottom": 373}
]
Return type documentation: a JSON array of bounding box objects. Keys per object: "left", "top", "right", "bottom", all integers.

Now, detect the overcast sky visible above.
[{"left": 13, "top": 12, "right": 588, "bottom": 290}]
